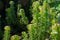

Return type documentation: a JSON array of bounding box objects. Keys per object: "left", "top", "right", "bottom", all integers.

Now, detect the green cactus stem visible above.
[
  {"left": 11, "top": 35, "right": 21, "bottom": 40},
  {"left": 22, "top": 32, "right": 28, "bottom": 40},
  {"left": 20, "top": 9, "right": 29, "bottom": 24},
  {"left": 3, "top": 26, "right": 11, "bottom": 40}
]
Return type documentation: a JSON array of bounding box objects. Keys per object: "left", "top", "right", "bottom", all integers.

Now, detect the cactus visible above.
[
  {"left": 1, "top": 0, "right": 60, "bottom": 40},
  {"left": 25, "top": 1, "right": 51, "bottom": 40},
  {"left": 9, "top": 1, "right": 17, "bottom": 24},
  {"left": 17, "top": 4, "right": 21, "bottom": 17},
  {"left": 3, "top": 26, "right": 11, "bottom": 40},
  {"left": 22, "top": 32, "right": 28, "bottom": 40},
  {"left": 11, "top": 35, "right": 21, "bottom": 40},
  {"left": 20, "top": 9, "right": 29, "bottom": 24},
  {"left": 6, "top": 1, "right": 16, "bottom": 25},
  {"left": 27, "top": 24, "right": 36, "bottom": 40},
  {"left": 51, "top": 24, "right": 60, "bottom": 40}
]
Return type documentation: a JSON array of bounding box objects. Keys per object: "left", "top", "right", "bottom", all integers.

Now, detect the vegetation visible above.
[{"left": 0, "top": 0, "right": 60, "bottom": 40}]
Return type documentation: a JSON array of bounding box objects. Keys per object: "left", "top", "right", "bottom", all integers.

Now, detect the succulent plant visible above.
[
  {"left": 1, "top": 0, "right": 60, "bottom": 40},
  {"left": 3, "top": 26, "right": 11, "bottom": 40},
  {"left": 11, "top": 35, "right": 21, "bottom": 40}
]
